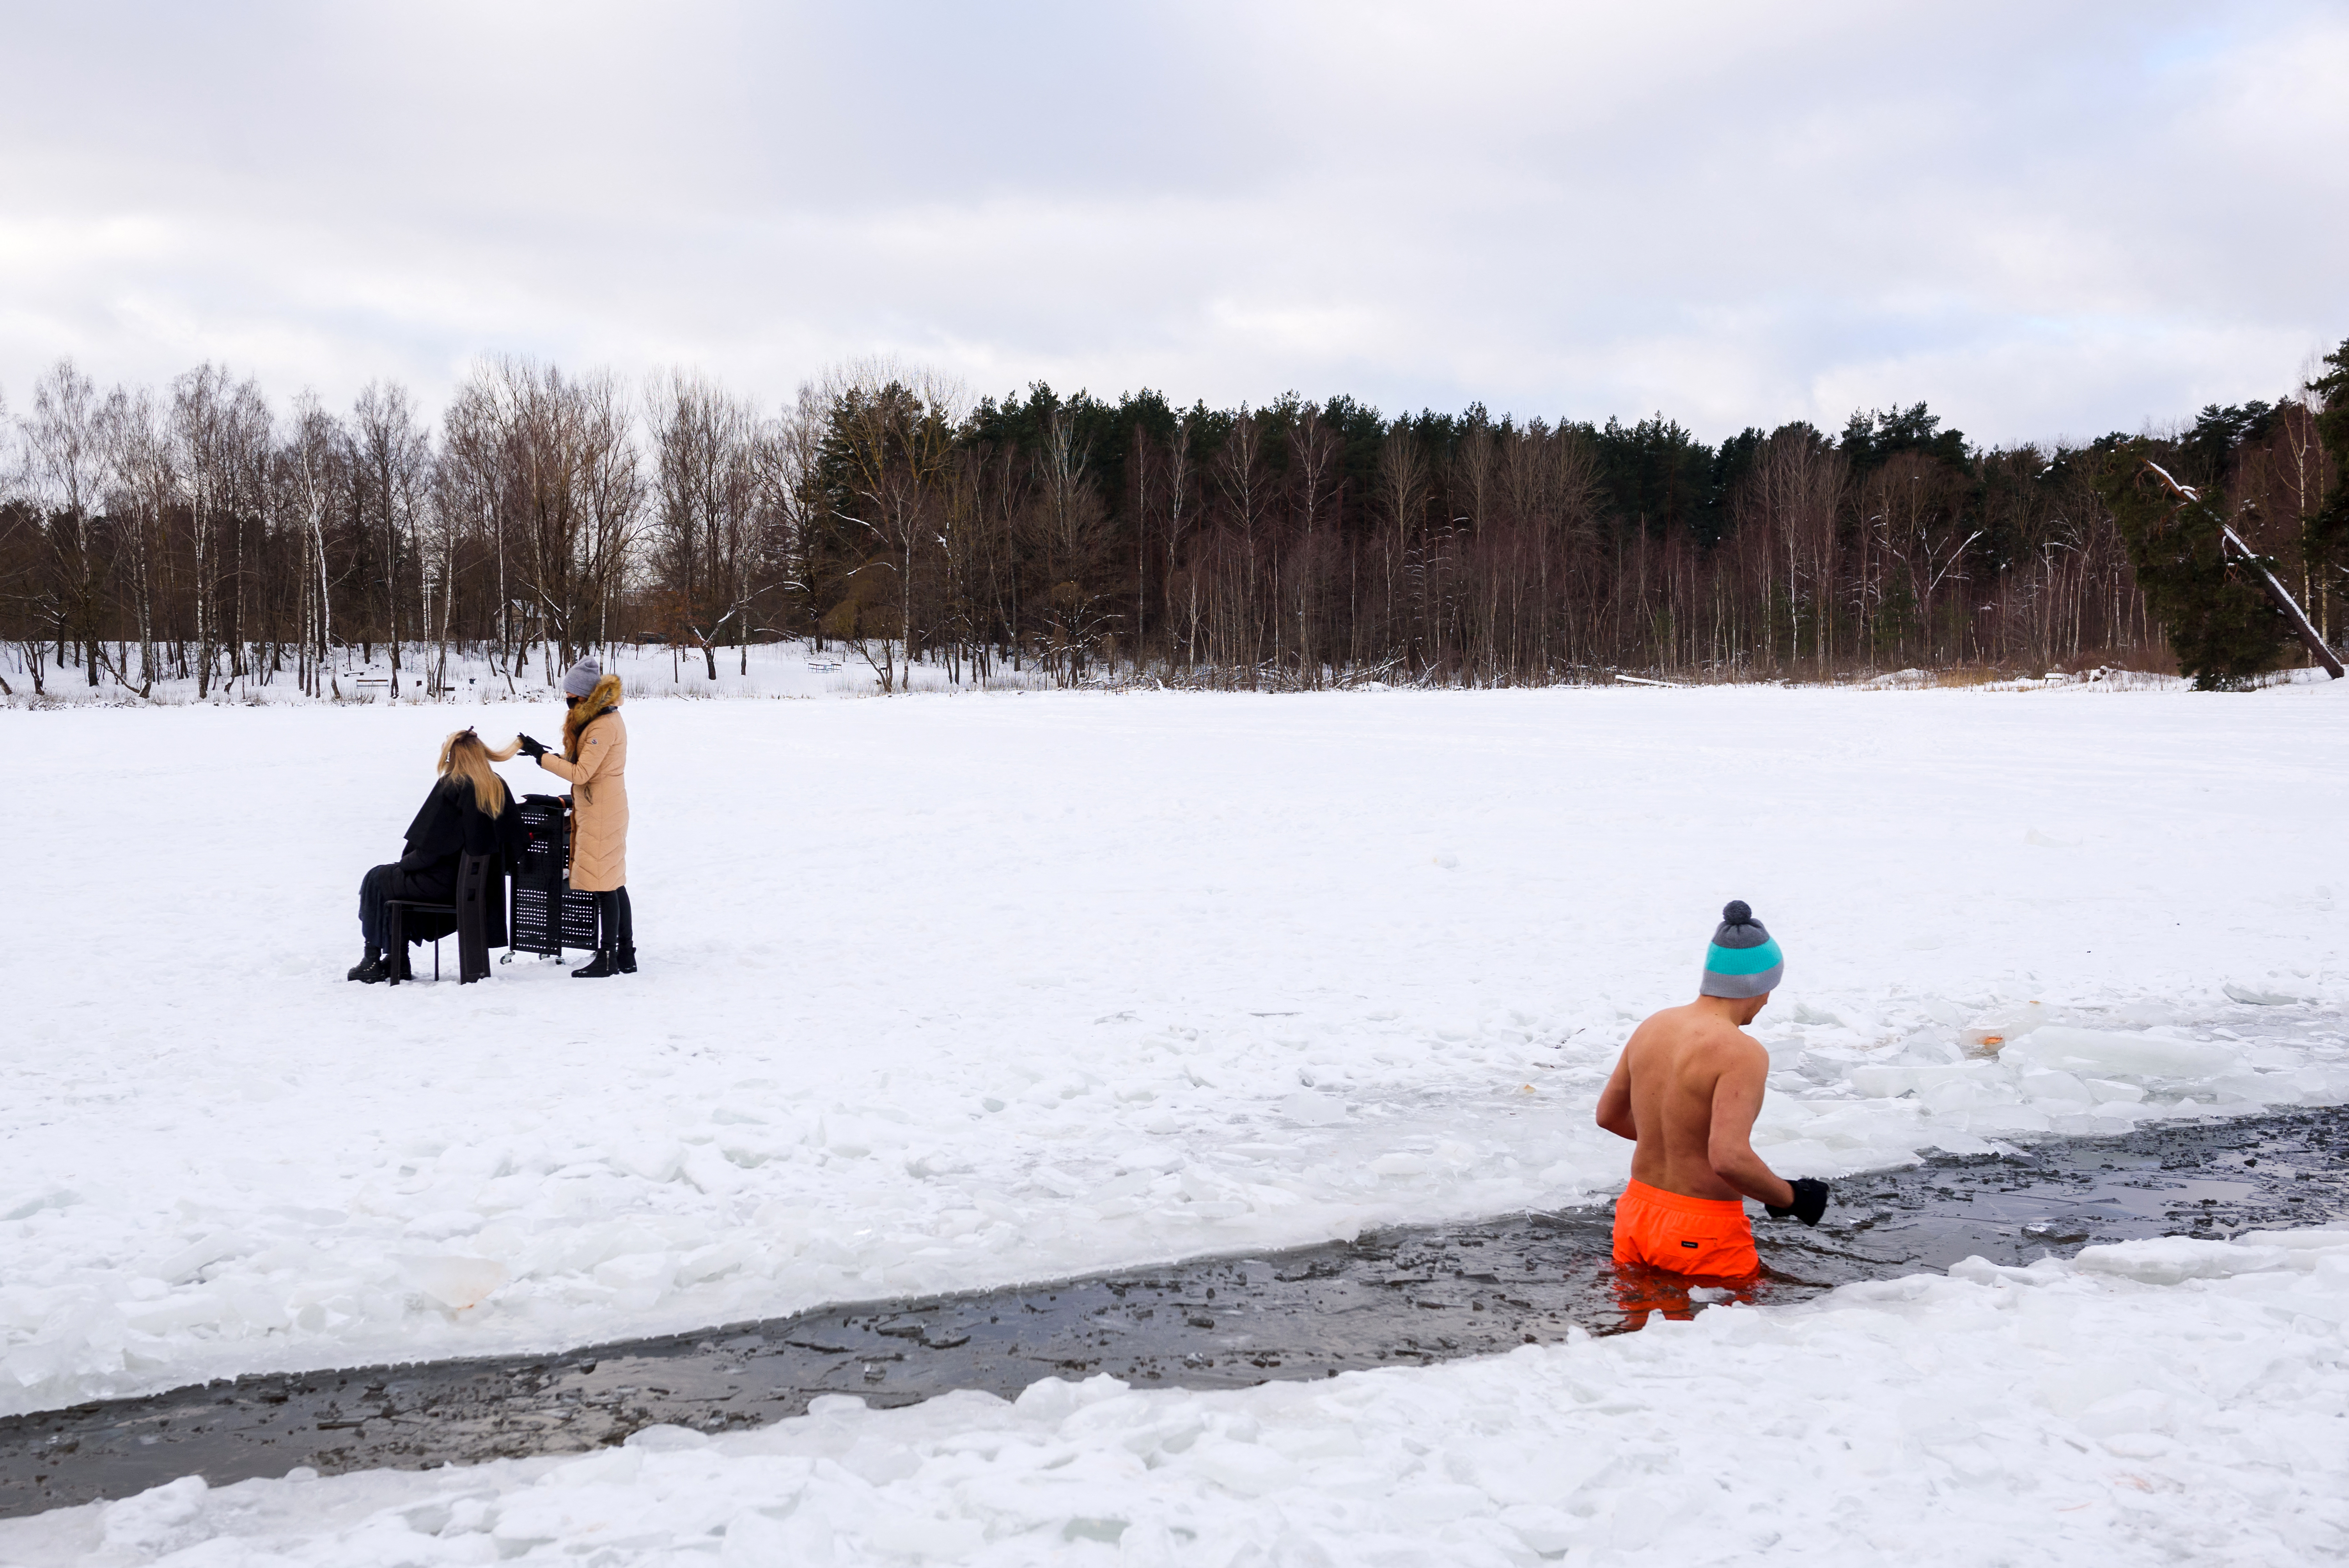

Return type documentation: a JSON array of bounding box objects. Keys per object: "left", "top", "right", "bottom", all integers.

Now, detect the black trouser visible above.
[
  {"left": 596, "top": 886, "right": 634, "bottom": 951},
  {"left": 359, "top": 862, "right": 454, "bottom": 953}
]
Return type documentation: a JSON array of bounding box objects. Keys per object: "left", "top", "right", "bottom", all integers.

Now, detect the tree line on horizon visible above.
[{"left": 1, "top": 342, "right": 2344, "bottom": 698}]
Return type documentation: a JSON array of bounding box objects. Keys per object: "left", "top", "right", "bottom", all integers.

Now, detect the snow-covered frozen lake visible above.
[
  {"left": 8, "top": 1229, "right": 2347, "bottom": 1564},
  {"left": 5, "top": 681, "right": 2347, "bottom": 1423}
]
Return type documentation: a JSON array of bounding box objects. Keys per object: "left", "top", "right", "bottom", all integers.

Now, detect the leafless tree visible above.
[
  {"left": 17, "top": 361, "right": 112, "bottom": 686},
  {"left": 648, "top": 370, "right": 766, "bottom": 680},
  {"left": 348, "top": 381, "right": 431, "bottom": 694},
  {"left": 1747, "top": 424, "right": 1845, "bottom": 670},
  {"left": 810, "top": 359, "right": 966, "bottom": 693},
  {"left": 452, "top": 358, "right": 642, "bottom": 680},
  {"left": 168, "top": 366, "right": 270, "bottom": 696}
]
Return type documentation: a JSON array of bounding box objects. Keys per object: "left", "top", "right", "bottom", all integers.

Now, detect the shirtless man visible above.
[{"left": 1595, "top": 901, "right": 1829, "bottom": 1277}]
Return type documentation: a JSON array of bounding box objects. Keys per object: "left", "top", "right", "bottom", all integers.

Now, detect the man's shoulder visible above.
[
  {"left": 1707, "top": 1022, "right": 1771, "bottom": 1070},
  {"left": 1664, "top": 1008, "right": 1767, "bottom": 1063},
  {"left": 1619, "top": 1006, "right": 1676, "bottom": 1058},
  {"left": 1626, "top": 1006, "right": 1766, "bottom": 1062}
]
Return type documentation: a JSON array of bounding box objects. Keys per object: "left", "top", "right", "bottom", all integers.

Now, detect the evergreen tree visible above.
[
  {"left": 2176, "top": 401, "right": 2277, "bottom": 489},
  {"left": 1592, "top": 416, "right": 1717, "bottom": 543},
  {"left": 2302, "top": 339, "right": 2349, "bottom": 593},
  {"left": 2101, "top": 441, "right": 2289, "bottom": 688},
  {"left": 1839, "top": 403, "right": 1969, "bottom": 475}
]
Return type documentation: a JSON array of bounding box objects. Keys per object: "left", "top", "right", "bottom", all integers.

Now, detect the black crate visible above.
[
  {"left": 509, "top": 794, "right": 600, "bottom": 957},
  {"left": 514, "top": 794, "right": 569, "bottom": 888},
  {"left": 511, "top": 882, "right": 601, "bottom": 957}
]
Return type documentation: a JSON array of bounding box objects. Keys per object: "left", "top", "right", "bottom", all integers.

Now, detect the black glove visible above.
[
  {"left": 516, "top": 734, "right": 546, "bottom": 761},
  {"left": 1766, "top": 1177, "right": 1830, "bottom": 1226}
]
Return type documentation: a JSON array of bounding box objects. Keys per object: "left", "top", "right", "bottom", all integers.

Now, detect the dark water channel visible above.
[{"left": 5, "top": 1107, "right": 2344, "bottom": 1517}]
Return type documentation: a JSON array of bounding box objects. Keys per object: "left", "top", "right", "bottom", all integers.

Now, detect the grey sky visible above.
[{"left": 4, "top": 0, "right": 2344, "bottom": 445}]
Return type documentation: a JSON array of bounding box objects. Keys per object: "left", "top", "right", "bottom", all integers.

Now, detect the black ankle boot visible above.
[
  {"left": 348, "top": 953, "right": 388, "bottom": 984},
  {"left": 572, "top": 948, "right": 618, "bottom": 979},
  {"left": 615, "top": 943, "right": 637, "bottom": 975}
]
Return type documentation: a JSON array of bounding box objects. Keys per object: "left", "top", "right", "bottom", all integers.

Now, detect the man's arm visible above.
[
  {"left": 1705, "top": 1045, "right": 1795, "bottom": 1208},
  {"left": 1595, "top": 1050, "right": 1637, "bottom": 1142}
]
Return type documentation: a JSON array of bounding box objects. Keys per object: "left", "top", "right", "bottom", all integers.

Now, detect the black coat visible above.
[{"left": 396, "top": 779, "right": 521, "bottom": 945}]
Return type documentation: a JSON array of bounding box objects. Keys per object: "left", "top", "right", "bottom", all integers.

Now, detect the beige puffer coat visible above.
[{"left": 538, "top": 674, "right": 629, "bottom": 892}]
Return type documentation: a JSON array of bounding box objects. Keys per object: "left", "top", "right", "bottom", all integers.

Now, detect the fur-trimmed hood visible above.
[{"left": 562, "top": 674, "right": 625, "bottom": 758}]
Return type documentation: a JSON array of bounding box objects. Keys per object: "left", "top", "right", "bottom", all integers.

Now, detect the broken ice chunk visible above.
[
  {"left": 2223, "top": 981, "right": 2311, "bottom": 1007},
  {"left": 400, "top": 1255, "right": 507, "bottom": 1310},
  {"left": 1280, "top": 1092, "right": 1347, "bottom": 1126},
  {"left": 1961, "top": 1002, "right": 2044, "bottom": 1054},
  {"left": 2005, "top": 1027, "right": 2240, "bottom": 1079}
]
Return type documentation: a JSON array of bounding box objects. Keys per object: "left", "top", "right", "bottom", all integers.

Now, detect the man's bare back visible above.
[
  {"left": 1595, "top": 997, "right": 1793, "bottom": 1208},
  {"left": 1596, "top": 902, "right": 1825, "bottom": 1277}
]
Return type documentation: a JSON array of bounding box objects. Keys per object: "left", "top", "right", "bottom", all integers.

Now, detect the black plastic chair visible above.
[{"left": 385, "top": 853, "right": 493, "bottom": 985}]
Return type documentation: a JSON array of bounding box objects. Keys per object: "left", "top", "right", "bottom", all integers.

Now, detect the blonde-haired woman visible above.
[
  {"left": 349, "top": 729, "right": 523, "bottom": 983},
  {"left": 516, "top": 656, "right": 632, "bottom": 978}
]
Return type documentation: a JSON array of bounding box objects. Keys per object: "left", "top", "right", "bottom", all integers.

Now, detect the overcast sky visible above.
[{"left": 4, "top": 0, "right": 2344, "bottom": 446}]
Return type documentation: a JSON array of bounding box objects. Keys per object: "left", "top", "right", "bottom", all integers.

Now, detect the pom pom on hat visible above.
[{"left": 1702, "top": 900, "right": 1783, "bottom": 999}]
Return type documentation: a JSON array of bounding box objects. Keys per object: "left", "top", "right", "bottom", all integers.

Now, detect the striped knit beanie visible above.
[{"left": 1701, "top": 901, "right": 1783, "bottom": 999}]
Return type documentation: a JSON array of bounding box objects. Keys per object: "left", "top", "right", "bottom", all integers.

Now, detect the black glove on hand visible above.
[
  {"left": 1766, "top": 1176, "right": 1830, "bottom": 1226},
  {"left": 516, "top": 734, "right": 546, "bottom": 760}
]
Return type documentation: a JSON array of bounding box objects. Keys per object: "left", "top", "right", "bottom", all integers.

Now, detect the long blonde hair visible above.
[{"left": 438, "top": 728, "right": 520, "bottom": 815}]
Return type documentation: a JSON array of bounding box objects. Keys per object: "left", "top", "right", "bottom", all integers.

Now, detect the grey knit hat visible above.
[
  {"left": 1700, "top": 901, "right": 1784, "bottom": 999},
  {"left": 561, "top": 656, "right": 603, "bottom": 699}
]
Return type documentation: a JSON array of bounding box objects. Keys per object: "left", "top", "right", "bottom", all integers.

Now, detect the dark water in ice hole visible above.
[{"left": 3, "top": 1106, "right": 2344, "bottom": 1517}]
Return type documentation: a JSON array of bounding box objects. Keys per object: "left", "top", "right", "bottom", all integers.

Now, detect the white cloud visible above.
[{"left": 0, "top": 0, "right": 2341, "bottom": 445}]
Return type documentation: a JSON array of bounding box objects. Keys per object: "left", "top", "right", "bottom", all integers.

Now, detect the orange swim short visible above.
[{"left": 1611, "top": 1179, "right": 1759, "bottom": 1278}]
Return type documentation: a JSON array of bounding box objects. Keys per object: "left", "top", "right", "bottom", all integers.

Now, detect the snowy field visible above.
[
  {"left": 0, "top": 638, "right": 2224, "bottom": 711},
  {"left": 0, "top": 639, "right": 1031, "bottom": 707},
  {"left": 5, "top": 1230, "right": 2345, "bottom": 1564},
  {"left": 5, "top": 680, "right": 2346, "bottom": 1427}
]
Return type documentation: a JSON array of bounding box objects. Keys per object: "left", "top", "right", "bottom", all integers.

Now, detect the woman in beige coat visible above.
[{"left": 518, "top": 657, "right": 633, "bottom": 978}]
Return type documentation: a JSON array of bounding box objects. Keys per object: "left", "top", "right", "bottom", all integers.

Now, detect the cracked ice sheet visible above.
[
  {"left": 6, "top": 1229, "right": 2348, "bottom": 1565},
  {"left": 4, "top": 680, "right": 2349, "bottom": 1415}
]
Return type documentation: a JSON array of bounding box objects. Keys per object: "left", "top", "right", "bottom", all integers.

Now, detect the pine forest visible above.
[{"left": 4, "top": 345, "right": 2346, "bottom": 698}]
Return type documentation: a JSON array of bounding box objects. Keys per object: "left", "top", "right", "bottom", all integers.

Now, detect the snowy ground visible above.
[
  {"left": 5, "top": 681, "right": 2348, "bottom": 1425},
  {"left": 0, "top": 639, "right": 1036, "bottom": 707},
  {"left": 7, "top": 638, "right": 2292, "bottom": 711},
  {"left": 5, "top": 1228, "right": 2344, "bottom": 1565}
]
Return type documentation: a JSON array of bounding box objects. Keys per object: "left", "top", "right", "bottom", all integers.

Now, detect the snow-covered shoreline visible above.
[
  {"left": 10, "top": 638, "right": 2317, "bottom": 712},
  {"left": 0, "top": 641, "right": 949, "bottom": 709},
  {"left": 7, "top": 1228, "right": 2345, "bottom": 1565},
  {"left": 5, "top": 683, "right": 2346, "bottom": 1421}
]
